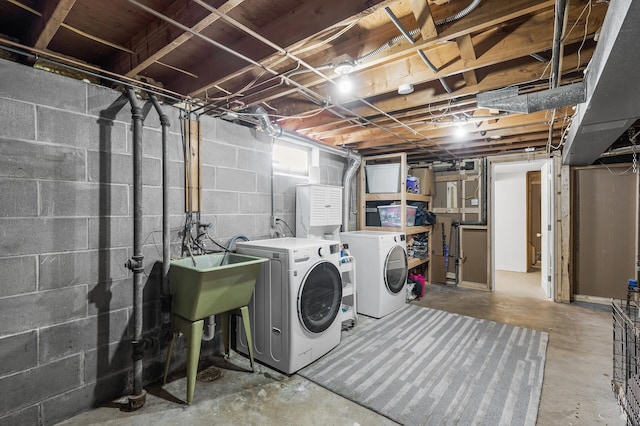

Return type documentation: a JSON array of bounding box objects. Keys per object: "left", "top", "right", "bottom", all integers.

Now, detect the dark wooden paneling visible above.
[{"left": 573, "top": 166, "right": 636, "bottom": 299}]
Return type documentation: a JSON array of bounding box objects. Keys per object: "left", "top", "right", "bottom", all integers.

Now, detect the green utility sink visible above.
[{"left": 169, "top": 253, "right": 268, "bottom": 322}]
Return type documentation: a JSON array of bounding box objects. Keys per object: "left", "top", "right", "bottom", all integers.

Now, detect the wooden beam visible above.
[
  {"left": 29, "top": 0, "right": 76, "bottom": 50},
  {"left": 109, "top": 0, "right": 246, "bottom": 77},
  {"left": 346, "top": 110, "right": 567, "bottom": 150},
  {"left": 456, "top": 34, "right": 478, "bottom": 87},
  {"left": 255, "top": 2, "right": 605, "bottom": 118},
  {"left": 409, "top": 0, "right": 438, "bottom": 41},
  {"left": 314, "top": 48, "right": 590, "bottom": 147},
  {"left": 169, "top": 0, "right": 395, "bottom": 97}
]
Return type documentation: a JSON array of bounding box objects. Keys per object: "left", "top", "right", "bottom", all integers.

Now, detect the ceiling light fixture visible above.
[
  {"left": 334, "top": 61, "right": 356, "bottom": 75},
  {"left": 398, "top": 83, "right": 414, "bottom": 95}
]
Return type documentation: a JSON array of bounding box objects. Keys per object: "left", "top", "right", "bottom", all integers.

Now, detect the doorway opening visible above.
[{"left": 492, "top": 160, "right": 553, "bottom": 300}]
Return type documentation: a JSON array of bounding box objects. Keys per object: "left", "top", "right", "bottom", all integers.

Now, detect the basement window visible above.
[{"left": 273, "top": 140, "right": 310, "bottom": 177}]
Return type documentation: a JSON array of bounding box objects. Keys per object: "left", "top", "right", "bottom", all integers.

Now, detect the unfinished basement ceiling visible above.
[{"left": 0, "top": 0, "right": 618, "bottom": 163}]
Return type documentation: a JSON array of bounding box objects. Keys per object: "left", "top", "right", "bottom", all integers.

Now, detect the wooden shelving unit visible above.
[{"left": 357, "top": 153, "right": 432, "bottom": 282}]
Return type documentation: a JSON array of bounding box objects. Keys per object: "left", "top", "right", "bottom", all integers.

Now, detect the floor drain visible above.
[{"left": 196, "top": 367, "right": 223, "bottom": 382}]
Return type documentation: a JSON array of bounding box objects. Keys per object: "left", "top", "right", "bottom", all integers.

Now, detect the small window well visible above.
[{"left": 273, "top": 141, "right": 310, "bottom": 177}]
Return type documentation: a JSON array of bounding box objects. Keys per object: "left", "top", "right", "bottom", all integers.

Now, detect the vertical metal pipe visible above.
[
  {"left": 148, "top": 95, "right": 171, "bottom": 298},
  {"left": 342, "top": 154, "right": 361, "bottom": 232},
  {"left": 551, "top": 0, "right": 569, "bottom": 89},
  {"left": 124, "top": 88, "right": 145, "bottom": 401}
]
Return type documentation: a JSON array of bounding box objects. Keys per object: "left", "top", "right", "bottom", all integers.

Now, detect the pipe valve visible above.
[{"left": 125, "top": 255, "right": 144, "bottom": 272}]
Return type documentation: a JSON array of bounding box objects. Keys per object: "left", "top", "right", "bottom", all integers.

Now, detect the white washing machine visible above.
[
  {"left": 235, "top": 237, "right": 343, "bottom": 374},
  {"left": 339, "top": 231, "right": 408, "bottom": 318}
]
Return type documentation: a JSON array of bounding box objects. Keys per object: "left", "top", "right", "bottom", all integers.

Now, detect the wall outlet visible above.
[{"left": 470, "top": 198, "right": 479, "bottom": 206}]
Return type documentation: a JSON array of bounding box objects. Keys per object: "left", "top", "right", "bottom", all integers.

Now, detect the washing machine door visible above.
[
  {"left": 298, "top": 261, "right": 342, "bottom": 334},
  {"left": 384, "top": 245, "right": 408, "bottom": 294}
]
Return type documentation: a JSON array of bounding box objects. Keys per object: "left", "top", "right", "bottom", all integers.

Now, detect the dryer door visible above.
[
  {"left": 298, "top": 261, "right": 342, "bottom": 334},
  {"left": 384, "top": 245, "right": 408, "bottom": 294}
]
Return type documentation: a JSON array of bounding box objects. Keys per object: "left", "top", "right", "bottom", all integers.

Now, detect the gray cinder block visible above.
[
  {"left": 0, "top": 354, "right": 82, "bottom": 417},
  {"left": 0, "top": 405, "right": 39, "bottom": 426},
  {"left": 88, "top": 216, "right": 132, "bottom": 249},
  {"left": 201, "top": 190, "right": 239, "bottom": 215},
  {"left": 84, "top": 340, "right": 133, "bottom": 380},
  {"left": 0, "top": 179, "right": 37, "bottom": 217},
  {"left": 0, "top": 97, "right": 35, "bottom": 141},
  {"left": 202, "top": 140, "right": 237, "bottom": 167},
  {"left": 40, "top": 371, "right": 130, "bottom": 426},
  {"left": 0, "top": 218, "right": 87, "bottom": 256},
  {"left": 237, "top": 147, "right": 271, "bottom": 174},
  {"left": 215, "top": 167, "right": 256, "bottom": 192},
  {"left": 39, "top": 309, "right": 129, "bottom": 364},
  {"left": 39, "top": 181, "right": 129, "bottom": 217},
  {"left": 0, "top": 138, "right": 85, "bottom": 181},
  {"left": 0, "top": 58, "right": 86, "bottom": 113},
  {"left": 0, "top": 256, "right": 36, "bottom": 297},
  {"left": 39, "top": 249, "right": 128, "bottom": 290},
  {"left": 37, "top": 106, "right": 126, "bottom": 153},
  {"left": 87, "top": 278, "right": 133, "bottom": 316},
  {"left": 0, "top": 331, "right": 37, "bottom": 377},
  {"left": 238, "top": 193, "right": 271, "bottom": 214},
  {"left": 0, "top": 286, "right": 87, "bottom": 335}
]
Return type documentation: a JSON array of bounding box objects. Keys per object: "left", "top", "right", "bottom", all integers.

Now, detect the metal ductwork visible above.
[
  {"left": 253, "top": 106, "right": 361, "bottom": 232},
  {"left": 563, "top": 0, "right": 640, "bottom": 165},
  {"left": 477, "top": 83, "right": 585, "bottom": 114}
]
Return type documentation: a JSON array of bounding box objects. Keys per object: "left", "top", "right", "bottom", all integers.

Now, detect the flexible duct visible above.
[
  {"left": 253, "top": 106, "right": 361, "bottom": 232},
  {"left": 435, "top": 0, "right": 482, "bottom": 25}
]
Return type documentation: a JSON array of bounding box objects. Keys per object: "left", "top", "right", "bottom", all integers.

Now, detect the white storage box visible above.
[{"left": 365, "top": 164, "right": 401, "bottom": 193}]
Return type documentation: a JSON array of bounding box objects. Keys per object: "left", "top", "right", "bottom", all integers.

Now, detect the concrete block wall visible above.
[{"left": 0, "top": 58, "right": 349, "bottom": 425}]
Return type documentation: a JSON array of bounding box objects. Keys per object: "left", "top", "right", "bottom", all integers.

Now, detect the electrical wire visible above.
[
  {"left": 572, "top": 1, "right": 592, "bottom": 72},
  {"left": 597, "top": 160, "right": 634, "bottom": 175},
  {"left": 275, "top": 218, "right": 295, "bottom": 237}
]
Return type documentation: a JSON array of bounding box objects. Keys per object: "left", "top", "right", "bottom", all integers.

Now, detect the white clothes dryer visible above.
[
  {"left": 339, "top": 231, "right": 408, "bottom": 318},
  {"left": 235, "top": 237, "right": 343, "bottom": 374}
]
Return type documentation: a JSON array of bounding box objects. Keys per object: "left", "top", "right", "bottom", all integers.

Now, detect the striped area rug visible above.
[{"left": 298, "top": 304, "right": 548, "bottom": 426}]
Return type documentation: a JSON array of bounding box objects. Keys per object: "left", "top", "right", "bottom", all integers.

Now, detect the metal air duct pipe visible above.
[
  {"left": 124, "top": 88, "right": 147, "bottom": 410},
  {"left": 253, "top": 106, "right": 361, "bottom": 231}
]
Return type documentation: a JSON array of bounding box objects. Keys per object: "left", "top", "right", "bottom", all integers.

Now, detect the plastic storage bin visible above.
[
  {"left": 365, "top": 164, "right": 401, "bottom": 193},
  {"left": 377, "top": 205, "right": 417, "bottom": 227}
]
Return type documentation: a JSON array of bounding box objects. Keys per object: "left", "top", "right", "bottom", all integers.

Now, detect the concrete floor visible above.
[{"left": 59, "top": 282, "right": 626, "bottom": 426}]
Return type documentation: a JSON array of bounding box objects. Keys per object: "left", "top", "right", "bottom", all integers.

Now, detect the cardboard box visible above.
[{"left": 411, "top": 167, "right": 435, "bottom": 196}]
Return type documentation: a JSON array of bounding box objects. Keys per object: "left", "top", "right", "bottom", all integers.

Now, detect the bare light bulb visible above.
[
  {"left": 338, "top": 75, "right": 352, "bottom": 93},
  {"left": 454, "top": 125, "right": 467, "bottom": 139}
]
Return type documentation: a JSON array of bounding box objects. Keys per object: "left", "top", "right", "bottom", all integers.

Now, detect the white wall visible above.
[{"left": 494, "top": 171, "right": 527, "bottom": 272}]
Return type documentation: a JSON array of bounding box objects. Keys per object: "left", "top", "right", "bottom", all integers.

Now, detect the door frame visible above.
[
  {"left": 526, "top": 170, "right": 542, "bottom": 270},
  {"left": 487, "top": 152, "right": 564, "bottom": 301}
]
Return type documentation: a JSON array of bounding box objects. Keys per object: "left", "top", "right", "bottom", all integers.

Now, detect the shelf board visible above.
[
  {"left": 365, "top": 193, "right": 432, "bottom": 202},
  {"left": 361, "top": 225, "right": 432, "bottom": 234},
  {"left": 407, "top": 225, "right": 432, "bottom": 234},
  {"left": 408, "top": 257, "right": 429, "bottom": 269}
]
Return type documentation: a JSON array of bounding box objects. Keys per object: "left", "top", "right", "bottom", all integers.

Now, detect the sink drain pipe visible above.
[
  {"left": 252, "top": 106, "right": 361, "bottom": 232},
  {"left": 148, "top": 94, "right": 171, "bottom": 308},
  {"left": 124, "top": 88, "right": 147, "bottom": 410}
]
